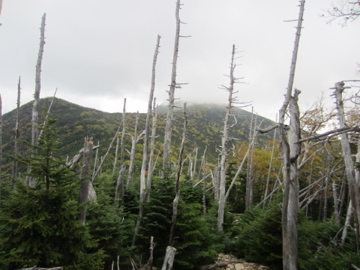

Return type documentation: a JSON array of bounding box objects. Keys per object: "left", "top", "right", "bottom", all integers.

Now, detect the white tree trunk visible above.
[
  {"left": 127, "top": 111, "right": 139, "bottom": 188},
  {"left": 161, "top": 246, "right": 177, "bottom": 270},
  {"left": 114, "top": 99, "right": 127, "bottom": 208},
  {"left": 12, "top": 76, "right": 21, "bottom": 188},
  {"left": 169, "top": 103, "right": 187, "bottom": 245},
  {"left": 28, "top": 13, "right": 46, "bottom": 187},
  {"left": 218, "top": 45, "right": 237, "bottom": 231},
  {"left": 163, "top": 0, "right": 182, "bottom": 176}
]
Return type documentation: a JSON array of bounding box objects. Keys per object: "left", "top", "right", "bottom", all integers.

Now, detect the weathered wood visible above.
[
  {"left": 163, "top": 0, "right": 182, "bottom": 176},
  {"left": 28, "top": 13, "right": 46, "bottom": 187},
  {"left": 218, "top": 44, "right": 237, "bottom": 231},
  {"left": 161, "top": 246, "right": 176, "bottom": 270},
  {"left": 12, "top": 76, "right": 21, "bottom": 187},
  {"left": 169, "top": 103, "right": 187, "bottom": 246},
  {"left": 79, "top": 137, "right": 94, "bottom": 225}
]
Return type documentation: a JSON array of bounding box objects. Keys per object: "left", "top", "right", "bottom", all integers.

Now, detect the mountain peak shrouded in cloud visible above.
[{"left": 0, "top": 0, "right": 359, "bottom": 121}]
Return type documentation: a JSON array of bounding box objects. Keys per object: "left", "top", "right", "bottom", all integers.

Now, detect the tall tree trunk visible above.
[
  {"left": 334, "top": 81, "right": 360, "bottom": 241},
  {"left": 163, "top": 0, "right": 182, "bottom": 177},
  {"left": 114, "top": 99, "right": 127, "bottom": 208},
  {"left": 0, "top": 95, "right": 2, "bottom": 204},
  {"left": 263, "top": 115, "right": 277, "bottom": 209},
  {"left": 169, "top": 103, "right": 187, "bottom": 246},
  {"left": 218, "top": 44, "right": 237, "bottom": 231},
  {"left": 146, "top": 99, "right": 158, "bottom": 201},
  {"left": 133, "top": 37, "right": 160, "bottom": 246},
  {"left": 28, "top": 13, "right": 46, "bottom": 187},
  {"left": 246, "top": 109, "right": 256, "bottom": 209},
  {"left": 127, "top": 111, "right": 139, "bottom": 188},
  {"left": 79, "top": 137, "right": 93, "bottom": 225},
  {"left": 279, "top": 1, "right": 305, "bottom": 268},
  {"left": 12, "top": 76, "right": 21, "bottom": 189}
]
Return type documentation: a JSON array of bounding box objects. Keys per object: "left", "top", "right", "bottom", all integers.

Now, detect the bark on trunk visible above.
[{"left": 127, "top": 111, "right": 139, "bottom": 188}]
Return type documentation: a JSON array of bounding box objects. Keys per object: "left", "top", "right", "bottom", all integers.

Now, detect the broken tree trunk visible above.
[{"left": 161, "top": 246, "right": 177, "bottom": 270}]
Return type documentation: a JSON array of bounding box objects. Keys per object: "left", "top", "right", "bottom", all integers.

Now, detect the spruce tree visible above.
[{"left": 0, "top": 118, "right": 104, "bottom": 269}]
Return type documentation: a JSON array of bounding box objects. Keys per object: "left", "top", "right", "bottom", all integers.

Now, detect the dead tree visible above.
[
  {"left": 163, "top": 0, "right": 183, "bottom": 177},
  {"left": 146, "top": 99, "right": 158, "bottom": 201},
  {"left": 133, "top": 36, "right": 161, "bottom": 246},
  {"left": 161, "top": 246, "right": 176, "bottom": 270},
  {"left": 28, "top": 13, "right": 46, "bottom": 187},
  {"left": 333, "top": 81, "right": 360, "bottom": 241},
  {"left": 79, "top": 137, "right": 93, "bottom": 225},
  {"left": 12, "top": 76, "right": 21, "bottom": 188},
  {"left": 114, "top": 98, "right": 127, "bottom": 208},
  {"left": 169, "top": 103, "right": 187, "bottom": 246},
  {"left": 127, "top": 111, "right": 142, "bottom": 188},
  {"left": 0, "top": 94, "right": 2, "bottom": 204},
  {"left": 218, "top": 44, "right": 239, "bottom": 231}
]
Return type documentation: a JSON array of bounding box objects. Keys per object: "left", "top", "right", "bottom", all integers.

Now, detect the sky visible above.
[{"left": 0, "top": 0, "right": 360, "bottom": 121}]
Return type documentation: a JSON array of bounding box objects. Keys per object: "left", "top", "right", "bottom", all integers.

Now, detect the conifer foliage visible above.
[{"left": 0, "top": 118, "right": 104, "bottom": 269}]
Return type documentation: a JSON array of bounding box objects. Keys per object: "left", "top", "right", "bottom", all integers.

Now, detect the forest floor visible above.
[{"left": 201, "top": 254, "right": 269, "bottom": 270}]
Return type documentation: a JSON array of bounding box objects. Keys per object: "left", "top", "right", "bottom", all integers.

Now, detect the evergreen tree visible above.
[{"left": 0, "top": 118, "right": 104, "bottom": 269}]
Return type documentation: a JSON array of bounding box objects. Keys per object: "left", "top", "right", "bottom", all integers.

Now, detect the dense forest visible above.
[{"left": 1, "top": 0, "right": 360, "bottom": 270}]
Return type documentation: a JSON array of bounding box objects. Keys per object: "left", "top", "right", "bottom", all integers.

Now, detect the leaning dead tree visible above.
[
  {"left": 163, "top": 0, "right": 183, "bottom": 177},
  {"left": 28, "top": 13, "right": 46, "bottom": 187},
  {"left": 333, "top": 81, "right": 360, "bottom": 240}
]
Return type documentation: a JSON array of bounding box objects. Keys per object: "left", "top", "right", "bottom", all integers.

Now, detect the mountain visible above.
[{"left": 2, "top": 97, "right": 274, "bottom": 173}]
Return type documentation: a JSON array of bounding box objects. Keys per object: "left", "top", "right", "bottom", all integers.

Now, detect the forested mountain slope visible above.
[{"left": 2, "top": 97, "right": 274, "bottom": 172}]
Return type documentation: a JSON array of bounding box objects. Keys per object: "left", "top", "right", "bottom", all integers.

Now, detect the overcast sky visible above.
[{"left": 0, "top": 0, "right": 359, "bottom": 121}]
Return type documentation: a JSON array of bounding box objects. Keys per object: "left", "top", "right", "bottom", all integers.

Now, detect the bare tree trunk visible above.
[
  {"left": 163, "top": 0, "right": 182, "bottom": 177},
  {"left": 114, "top": 99, "right": 127, "bottom": 208},
  {"left": 334, "top": 81, "right": 360, "bottom": 240},
  {"left": 279, "top": 1, "right": 305, "bottom": 268},
  {"left": 28, "top": 13, "right": 46, "bottom": 187},
  {"left": 12, "top": 76, "right": 21, "bottom": 189},
  {"left": 146, "top": 100, "right": 158, "bottom": 200},
  {"left": 218, "top": 45, "right": 238, "bottom": 231},
  {"left": 161, "top": 246, "right": 176, "bottom": 270},
  {"left": 133, "top": 37, "right": 161, "bottom": 246},
  {"left": 0, "top": 95, "right": 2, "bottom": 204},
  {"left": 169, "top": 103, "right": 187, "bottom": 246},
  {"left": 246, "top": 109, "right": 256, "bottom": 209},
  {"left": 113, "top": 135, "right": 119, "bottom": 175},
  {"left": 200, "top": 146, "right": 208, "bottom": 215},
  {"left": 79, "top": 137, "right": 93, "bottom": 225},
  {"left": 38, "top": 88, "right": 57, "bottom": 141},
  {"left": 341, "top": 200, "right": 353, "bottom": 243},
  {"left": 127, "top": 111, "right": 139, "bottom": 188}
]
